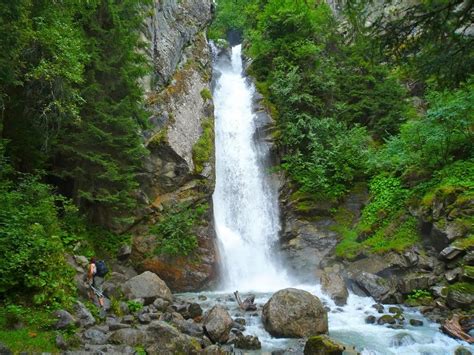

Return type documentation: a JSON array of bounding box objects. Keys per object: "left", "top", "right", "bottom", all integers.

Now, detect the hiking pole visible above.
[{"left": 90, "top": 285, "right": 104, "bottom": 299}]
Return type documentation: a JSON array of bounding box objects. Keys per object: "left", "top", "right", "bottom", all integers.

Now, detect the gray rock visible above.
[
  {"left": 388, "top": 307, "right": 402, "bottom": 314},
  {"left": 320, "top": 266, "right": 349, "bottom": 306},
  {"left": 262, "top": 288, "right": 328, "bottom": 338},
  {"left": 74, "top": 255, "right": 89, "bottom": 268},
  {"left": 0, "top": 342, "right": 12, "bottom": 355},
  {"left": 234, "top": 318, "right": 246, "bottom": 326},
  {"left": 83, "top": 328, "right": 108, "bottom": 345},
  {"left": 74, "top": 301, "right": 95, "bottom": 328},
  {"left": 117, "top": 244, "right": 132, "bottom": 260},
  {"left": 152, "top": 297, "right": 170, "bottom": 312},
  {"left": 121, "top": 315, "right": 135, "bottom": 324},
  {"left": 53, "top": 310, "right": 76, "bottom": 329},
  {"left": 109, "top": 328, "right": 148, "bottom": 346},
  {"left": 203, "top": 305, "right": 233, "bottom": 343},
  {"left": 398, "top": 274, "right": 438, "bottom": 294},
  {"left": 389, "top": 333, "right": 416, "bottom": 347},
  {"left": 372, "top": 304, "right": 385, "bottom": 313},
  {"left": 445, "top": 268, "right": 462, "bottom": 283},
  {"left": 176, "top": 318, "right": 204, "bottom": 337},
  {"left": 377, "top": 315, "right": 396, "bottom": 325},
  {"left": 455, "top": 346, "right": 473, "bottom": 355},
  {"left": 440, "top": 246, "right": 464, "bottom": 260},
  {"left": 409, "top": 319, "right": 424, "bottom": 326},
  {"left": 108, "top": 323, "right": 131, "bottom": 331},
  {"left": 349, "top": 272, "right": 397, "bottom": 303},
  {"left": 145, "top": 321, "right": 202, "bottom": 354},
  {"left": 200, "top": 344, "right": 228, "bottom": 355},
  {"left": 365, "top": 315, "right": 376, "bottom": 324},
  {"left": 138, "top": 312, "right": 151, "bottom": 324},
  {"left": 233, "top": 335, "right": 261, "bottom": 350},
  {"left": 447, "top": 286, "right": 474, "bottom": 309},
  {"left": 121, "top": 271, "right": 172, "bottom": 304},
  {"left": 188, "top": 302, "right": 203, "bottom": 318}
]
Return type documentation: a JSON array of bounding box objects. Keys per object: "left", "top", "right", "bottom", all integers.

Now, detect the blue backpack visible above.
[{"left": 95, "top": 260, "right": 109, "bottom": 277}]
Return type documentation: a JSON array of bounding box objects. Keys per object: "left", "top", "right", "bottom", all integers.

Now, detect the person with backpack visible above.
[{"left": 87, "top": 257, "right": 107, "bottom": 307}]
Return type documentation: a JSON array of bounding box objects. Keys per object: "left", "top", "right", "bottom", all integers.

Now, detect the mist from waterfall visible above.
[{"left": 212, "top": 45, "right": 291, "bottom": 292}]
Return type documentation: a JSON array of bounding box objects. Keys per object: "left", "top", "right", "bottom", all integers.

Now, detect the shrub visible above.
[
  {"left": 192, "top": 118, "right": 214, "bottom": 174},
  {"left": 150, "top": 203, "right": 208, "bottom": 256}
]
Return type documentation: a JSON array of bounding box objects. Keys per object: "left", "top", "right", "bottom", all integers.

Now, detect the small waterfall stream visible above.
[{"left": 178, "top": 44, "right": 473, "bottom": 354}]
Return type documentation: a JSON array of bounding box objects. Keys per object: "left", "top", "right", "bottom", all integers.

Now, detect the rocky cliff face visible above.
[{"left": 131, "top": 0, "right": 218, "bottom": 292}]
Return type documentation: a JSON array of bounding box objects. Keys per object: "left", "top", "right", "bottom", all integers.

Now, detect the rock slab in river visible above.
[
  {"left": 121, "top": 271, "right": 172, "bottom": 304},
  {"left": 203, "top": 305, "right": 233, "bottom": 343},
  {"left": 320, "top": 266, "right": 349, "bottom": 306},
  {"left": 262, "top": 288, "right": 328, "bottom": 338}
]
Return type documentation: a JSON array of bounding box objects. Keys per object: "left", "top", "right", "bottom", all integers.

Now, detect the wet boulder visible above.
[
  {"left": 377, "top": 315, "right": 396, "bottom": 325},
  {"left": 320, "top": 266, "right": 349, "bottom": 306},
  {"left": 233, "top": 334, "right": 261, "bottom": 350},
  {"left": 304, "top": 335, "right": 345, "bottom": 355},
  {"left": 262, "top": 288, "right": 328, "bottom": 338},
  {"left": 203, "top": 305, "right": 233, "bottom": 343},
  {"left": 121, "top": 271, "right": 172, "bottom": 304}
]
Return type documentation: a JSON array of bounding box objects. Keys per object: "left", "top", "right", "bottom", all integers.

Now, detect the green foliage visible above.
[
  {"left": 281, "top": 117, "right": 371, "bottom": 198},
  {"left": 58, "top": 0, "right": 151, "bottom": 223},
  {"left": 200, "top": 88, "right": 212, "bottom": 101},
  {"left": 0, "top": 174, "right": 76, "bottom": 307},
  {"left": 208, "top": 0, "right": 250, "bottom": 40},
  {"left": 127, "top": 300, "right": 143, "bottom": 313},
  {"left": 359, "top": 175, "right": 409, "bottom": 230},
  {"left": 407, "top": 289, "right": 432, "bottom": 303},
  {"left": 192, "top": 118, "right": 214, "bottom": 174},
  {"left": 150, "top": 203, "right": 208, "bottom": 257},
  {"left": 373, "top": 81, "right": 474, "bottom": 175},
  {"left": 0, "top": 304, "right": 58, "bottom": 352}
]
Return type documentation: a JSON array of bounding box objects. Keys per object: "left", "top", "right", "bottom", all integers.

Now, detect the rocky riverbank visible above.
[{"left": 5, "top": 254, "right": 349, "bottom": 354}]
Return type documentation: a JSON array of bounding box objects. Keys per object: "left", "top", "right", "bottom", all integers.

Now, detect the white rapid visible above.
[{"left": 212, "top": 45, "right": 290, "bottom": 292}]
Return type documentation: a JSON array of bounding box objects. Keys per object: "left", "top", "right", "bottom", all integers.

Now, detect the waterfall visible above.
[{"left": 212, "top": 45, "right": 290, "bottom": 292}]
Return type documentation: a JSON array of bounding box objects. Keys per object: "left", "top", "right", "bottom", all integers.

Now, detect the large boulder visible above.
[
  {"left": 446, "top": 283, "right": 474, "bottom": 309},
  {"left": 203, "top": 305, "right": 233, "bottom": 343},
  {"left": 320, "top": 266, "right": 349, "bottom": 306},
  {"left": 74, "top": 301, "right": 95, "bottom": 328},
  {"left": 262, "top": 288, "right": 328, "bottom": 338},
  {"left": 348, "top": 272, "right": 399, "bottom": 304},
  {"left": 121, "top": 271, "right": 172, "bottom": 304},
  {"left": 146, "top": 321, "right": 202, "bottom": 354}
]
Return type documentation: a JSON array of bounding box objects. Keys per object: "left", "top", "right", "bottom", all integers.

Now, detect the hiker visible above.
[{"left": 87, "top": 257, "right": 105, "bottom": 307}]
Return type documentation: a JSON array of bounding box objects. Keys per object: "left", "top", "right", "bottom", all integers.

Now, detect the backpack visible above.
[{"left": 95, "top": 260, "right": 109, "bottom": 277}]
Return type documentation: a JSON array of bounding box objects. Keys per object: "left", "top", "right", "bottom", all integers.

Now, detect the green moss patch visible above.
[{"left": 192, "top": 118, "right": 214, "bottom": 174}]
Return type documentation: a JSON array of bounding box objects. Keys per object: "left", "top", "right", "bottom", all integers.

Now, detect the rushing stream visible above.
[{"left": 202, "top": 44, "right": 473, "bottom": 354}]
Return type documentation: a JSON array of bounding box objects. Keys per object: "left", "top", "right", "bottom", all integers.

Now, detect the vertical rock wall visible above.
[{"left": 131, "top": 0, "right": 218, "bottom": 292}]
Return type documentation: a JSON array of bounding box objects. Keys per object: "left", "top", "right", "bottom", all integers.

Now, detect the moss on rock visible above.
[{"left": 304, "top": 335, "right": 345, "bottom": 355}]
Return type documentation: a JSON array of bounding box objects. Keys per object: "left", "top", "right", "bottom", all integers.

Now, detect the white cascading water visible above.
[
  {"left": 206, "top": 44, "right": 473, "bottom": 354},
  {"left": 213, "top": 45, "right": 290, "bottom": 292}
]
